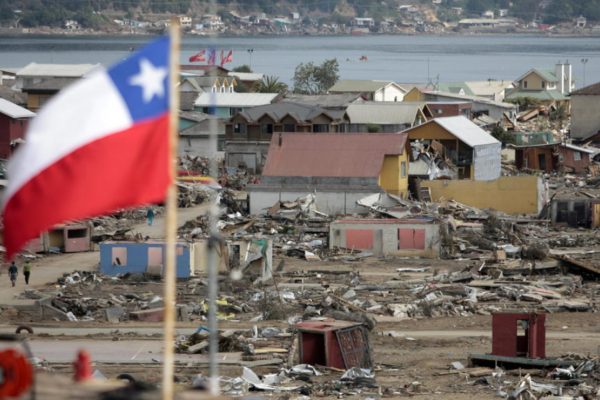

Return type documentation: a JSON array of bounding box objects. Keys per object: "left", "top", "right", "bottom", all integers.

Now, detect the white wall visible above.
[{"left": 374, "top": 85, "right": 405, "bottom": 102}]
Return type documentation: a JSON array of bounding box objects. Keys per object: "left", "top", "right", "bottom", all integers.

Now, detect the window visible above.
[
  {"left": 261, "top": 124, "right": 273, "bottom": 135},
  {"left": 229, "top": 107, "right": 242, "bottom": 116},
  {"left": 111, "top": 247, "right": 127, "bottom": 266},
  {"left": 313, "top": 124, "right": 329, "bottom": 132},
  {"left": 523, "top": 80, "right": 528, "bottom": 89},
  {"left": 218, "top": 137, "right": 225, "bottom": 151},
  {"left": 541, "top": 81, "right": 545, "bottom": 89},
  {"left": 233, "top": 123, "right": 246, "bottom": 135},
  {"left": 67, "top": 228, "right": 87, "bottom": 239},
  {"left": 436, "top": 109, "right": 443, "bottom": 114},
  {"left": 283, "top": 123, "right": 295, "bottom": 132},
  {"left": 574, "top": 151, "right": 582, "bottom": 161},
  {"left": 401, "top": 161, "right": 407, "bottom": 177}
]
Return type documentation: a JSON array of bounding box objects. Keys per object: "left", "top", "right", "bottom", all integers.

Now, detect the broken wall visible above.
[
  {"left": 420, "top": 175, "right": 544, "bottom": 215},
  {"left": 473, "top": 143, "right": 502, "bottom": 181}
]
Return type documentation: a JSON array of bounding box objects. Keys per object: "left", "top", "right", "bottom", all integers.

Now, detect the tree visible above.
[
  {"left": 465, "top": 0, "right": 492, "bottom": 15},
  {"left": 255, "top": 75, "right": 288, "bottom": 94},
  {"left": 490, "top": 125, "right": 513, "bottom": 146},
  {"left": 293, "top": 58, "right": 339, "bottom": 95},
  {"left": 232, "top": 64, "right": 253, "bottom": 73}
]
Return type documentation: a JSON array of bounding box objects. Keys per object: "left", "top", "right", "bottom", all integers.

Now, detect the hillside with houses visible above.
[{"left": 1, "top": 0, "right": 600, "bottom": 35}]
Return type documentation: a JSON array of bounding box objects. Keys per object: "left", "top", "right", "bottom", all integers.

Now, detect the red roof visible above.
[{"left": 262, "top": 132, "right": 408, "bottom": 178}]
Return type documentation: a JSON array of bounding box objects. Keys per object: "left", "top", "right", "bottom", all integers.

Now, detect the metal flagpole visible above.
[{"left": 163, "top": 17, "right": 181, "bottom": 400}]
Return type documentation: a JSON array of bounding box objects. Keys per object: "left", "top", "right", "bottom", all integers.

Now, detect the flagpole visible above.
[{"left": 163, "top": 17, "right": 180, "bottom": 400}]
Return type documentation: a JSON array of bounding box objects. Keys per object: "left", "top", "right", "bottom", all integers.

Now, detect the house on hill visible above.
[
  {"left": 328, "top": 80, "right": 407, "bottom": 102},
  {"left": 248, "top": 132, "right": 411, "bottom": 215}
]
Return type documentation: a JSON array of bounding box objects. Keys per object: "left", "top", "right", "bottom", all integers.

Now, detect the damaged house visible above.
[
  {"left": 402, "top": 115, "right": 501, "bottom": 180},
  {"left": 248, "top": 132, "right": 410, "bottom": 215},
  {"left": 511, "top": 142, "right": 594, "bottom": 174},
  {"left": 330, "top": 218, "right": 441, "bottom": 258}
]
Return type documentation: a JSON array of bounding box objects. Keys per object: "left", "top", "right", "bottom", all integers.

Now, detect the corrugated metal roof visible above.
[
  {"left": 194, "top": 92, "right": 278, "bottom": 107},
  {"left": 345, "top": 102, "right": 423, "bottom": 124},
  {"left": 424, "top": 89, "right": 516, "bottom": 109},
  {"left": 262, "top": 132, "right": 408, "bottom": 178},
  {"left": 0, "top": 98, "right": 35, "bottom": 119},
  {"left": 229, "top": 72, "right": 264, "bottom": 81},
  {"left": 505, "top": 89, "right": 567, "bottom": 101},
  {"left": 329, "top": 79, "right": 393, "bottom": 93},
  {"left": 405, "top": 116, "right": 499, "bottom": 147},
  {"left": 17, "top": 63, "right": 100, "bottom": 77}
]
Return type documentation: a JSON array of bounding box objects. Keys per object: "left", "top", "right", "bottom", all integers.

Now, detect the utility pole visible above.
[
  {"left": 581, "top": 58, "right": 589, "bottom": 88},
  {"left": 247, "top": 48, "right": 254, "bottom": 70}
]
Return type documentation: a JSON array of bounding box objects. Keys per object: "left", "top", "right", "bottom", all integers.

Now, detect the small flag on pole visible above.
[
  {"left": 2, "top": 37, "right": 171, "bottom": 260},
  {"left": 189, "top": 49, "right": 206, "bottom": 62},
  {"left": 220, "top": 49, "right": 233, "bottom": 67}
]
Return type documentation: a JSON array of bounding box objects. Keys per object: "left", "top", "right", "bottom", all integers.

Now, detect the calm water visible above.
[{"left": 1, "top": 34, "right": 600, "bottom": 86}]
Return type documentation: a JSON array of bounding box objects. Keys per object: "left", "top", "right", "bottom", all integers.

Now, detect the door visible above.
[
  {"left": 592, "top": 202, "right": 600, "bottom": 228},
  {"left": 538, "top": 153, "right": 546, "bottom": 171}
]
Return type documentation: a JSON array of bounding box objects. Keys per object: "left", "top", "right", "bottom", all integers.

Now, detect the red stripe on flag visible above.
[{"left": 2, "top": 114, "right": 170, "bottom": 260}]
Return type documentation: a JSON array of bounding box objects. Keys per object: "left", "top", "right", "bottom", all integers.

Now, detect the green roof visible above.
[
  {"left": 505, "top": 89, "right": 567, "bottom": 101},
  {"left": 536, "top": 69, "right": 558, "bottom": 82},
  {"left": 436, "top": 82, "right": 474, "bottom": 96}
]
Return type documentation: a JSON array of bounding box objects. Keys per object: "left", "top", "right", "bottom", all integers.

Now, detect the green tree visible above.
[
  {"left": 232, "top": 64, "right": 253, "bottom": 73},
  {"left": 293, "top": 58, "right": 339, "bottom": 95},
  {"left": 490, "top": 125, "right": 513, "bottom": 146},
  {"left": 466, "top": 0, "right": 492, "bottom": 15},
  {"left": 255, "top": 75, "right": 288, "bottom": 94},
  {"left": 544, "top": 0, "right": 573, "bottom": 23}
]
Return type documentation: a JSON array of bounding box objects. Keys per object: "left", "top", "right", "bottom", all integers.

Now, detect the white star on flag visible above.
[{"left": 128, "top": 58, "right": 168, "bottom": 103}]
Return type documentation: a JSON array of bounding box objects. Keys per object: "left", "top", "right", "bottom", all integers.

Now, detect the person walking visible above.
[
  {"left": 146, "top": 207, "right": 155, "bottom": 226},
  {"left": 8, "top": 262, "right": 17, "bottom": 287},
  {"left": 23, "top": 261, "right": 31, "bottom": 285}
]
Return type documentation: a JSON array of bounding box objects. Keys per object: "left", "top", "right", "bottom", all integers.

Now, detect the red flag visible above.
[
  {"left": 188, "top": 49, "right": 206, "bottom": 62},
  {"left": 220, "top": 49, "right": 233, "bottom": 67},
  {"left": 1, "top": 37, "right": 171, "bottom": 260}
]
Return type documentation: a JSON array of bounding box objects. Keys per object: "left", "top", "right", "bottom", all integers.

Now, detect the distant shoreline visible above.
[{"left": 1, "top": 28, "right": 600, "bottom": 39}]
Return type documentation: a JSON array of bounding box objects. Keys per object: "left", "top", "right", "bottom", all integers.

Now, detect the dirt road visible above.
[{"left": 0, "top": 204, "right": 209, "bottom": 306}]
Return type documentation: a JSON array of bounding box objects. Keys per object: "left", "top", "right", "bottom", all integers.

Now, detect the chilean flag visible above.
[{"left": 2, "top": 36, "right": 171, "bottom": 260}]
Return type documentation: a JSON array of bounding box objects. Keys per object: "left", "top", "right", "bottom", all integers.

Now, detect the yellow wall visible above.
[
  {"left": 421, "top": 175, "right": 542, "bottom": 215},
  {"left": 521, "top": 72, "right": 547, "bottom": 90},
  {"left": 26, "top": 94, "right": 51, "bottom": 111},
  {"left": 406, "top": 122, "right": 457, "bottom": 141},
  {"left": 379, "top": 152, "right": 409, "bottom": 197},
  {"left": 403, "top": 88, "right": 425, "bottom": 102}
]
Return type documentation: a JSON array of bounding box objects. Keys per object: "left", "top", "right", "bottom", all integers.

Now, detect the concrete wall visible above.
[
  {"left": 225, "top": 141, "right": 271, "bottom": 173},
  {"left": 420, "top": 175, "right": 544, "bottom": 215},
  {"left": 249, "top": 189, "right": 378, "bottom": 215},
  {"left": 570, "top": 94, "right": 600, "bottom": 140},
  {"left": 179, "top": 135, "right": 224, "bottom": 159},
  {"left": 473, "top": 143, "right": 502, "bottom": 180},
  {"left": 329, "top": 219, "right": 440, "bottom": 258}
]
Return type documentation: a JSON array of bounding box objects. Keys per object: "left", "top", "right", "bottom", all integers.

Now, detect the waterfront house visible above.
[
  {"left": 15, "top": 63, "right": 100, "bottom": 111},
  {"left": 0, "top": 98, "right": 35, "bottom": 159},
  {"left": 194, "top": 92, "right": 279, "bottom": 118},
  {"left": 328, "top": 80, "right": 407, "bottom": 102},
  {"left": 505, "top": 63, "right": 574, "bottom": 107}
]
